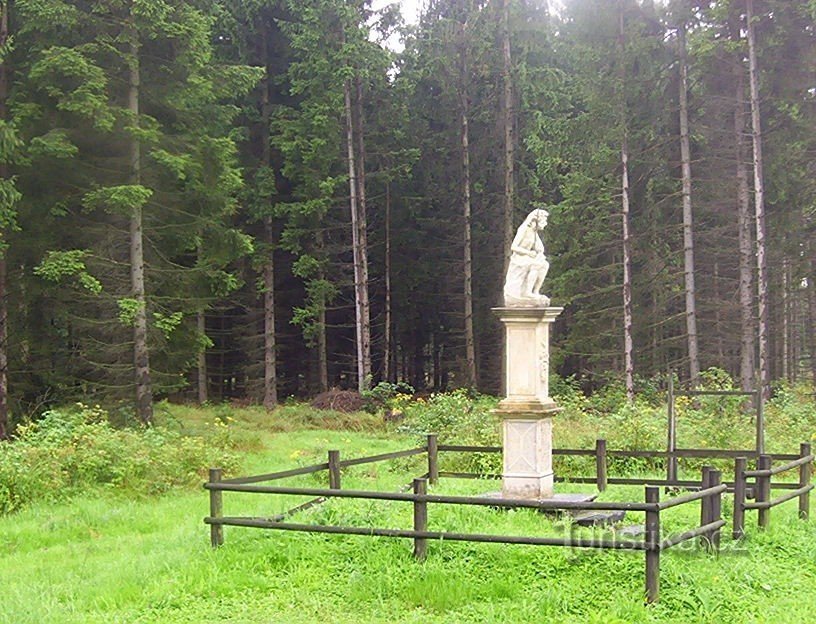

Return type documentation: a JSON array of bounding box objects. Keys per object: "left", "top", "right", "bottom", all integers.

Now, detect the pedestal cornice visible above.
[{"left": 492, "top": 306, "right": 564, "bottom": 323}]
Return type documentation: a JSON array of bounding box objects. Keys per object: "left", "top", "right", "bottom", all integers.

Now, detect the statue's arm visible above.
[{"left": 511, "top": 231, "right": 537, "bottom": 258}]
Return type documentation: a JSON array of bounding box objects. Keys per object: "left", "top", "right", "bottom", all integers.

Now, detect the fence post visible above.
[
  {"left": 328, "top": 450, "right": 341, "bottom": 490},
  {"left": 699, "top": 466, "right": 712, "bottom": 550},
  {"left": 645, "top": 486, "right": 660, "bottom": 604},
  {"left": 667, "top": 372, "right": 678, "bottom": 483},
  {"left": 799, "top": 442, "right": 811, "bottom": 520},
  {"left": 413, "top": 478, "right": 428, "bottom": 561},
  {"left": 427, "top": 434, "right": 439, "bottom": 486},
  {"left": 733, "top": 457, "right": 747, "bottom": 540},
  {"left": 757, "top": 454, "right": 771, "bottom": 529},
  {"left": 709, "top": 469, "right": 722, "bottom": 552},
  {"left": 755, "top": 380, "right": 765, "bottom": 455},
  {"left": 595, "top": 438, "right": 607, "bottom": 492},
  {"left": 209, "top": 468, "right": 224, "bottom": 547}
]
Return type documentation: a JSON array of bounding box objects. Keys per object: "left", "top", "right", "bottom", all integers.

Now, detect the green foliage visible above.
[
  {"left": 82, "top": 185, "right": 153, "bottom": 214},
  {"left": 27, "top": 45, "right": 114, "bottom": 129},
  {"left": 153, "top": 311, "right": 184, "bottom": 338},
  {"left": 26, "top": 128, "right": 77, "bottom": 160},
  {"left": 0, "top": 403, "right": 238, "bottom": 514},
  {"left": 116, "top": 297, "right": 142, "bottom": 327},
  {"left": 360, "top": 381, "right": 415, "bottom": 414},
  {"left": 399, "top": 390, "right": 501, "bottom": 474},
  {"left": 33, "top": 249, "right": 102, "bottom": 293}
]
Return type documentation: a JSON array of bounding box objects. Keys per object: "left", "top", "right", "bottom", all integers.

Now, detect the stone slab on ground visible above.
[
  {"left": 572, "top": 509, "right": 626, "bottom": 527},
  {"left": 482, "top": 491, "right": 598, "bottom": 514},
  {"left": 618, "top": 524, "right": 646, "bottom": 538}
]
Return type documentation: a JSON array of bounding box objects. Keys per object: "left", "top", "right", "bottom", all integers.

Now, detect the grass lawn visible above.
[{"left": 2, "top": 405, "right": 816, "bottom": 623}]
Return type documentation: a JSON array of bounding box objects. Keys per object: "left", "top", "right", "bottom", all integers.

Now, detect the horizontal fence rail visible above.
[
  {"left": 202, "top": 517, "right": 649, "bottom": 550},
  {"left": 204, "top": 482, "right": 659, "bottom": 512},
  {"left": 437, "top": 443, "right": 797, "bottom": 461}
]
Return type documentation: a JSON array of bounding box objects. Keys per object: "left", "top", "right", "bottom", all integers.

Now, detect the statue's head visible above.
[{"left": 529, "top": 208, "right": 549, "bottom": 230}]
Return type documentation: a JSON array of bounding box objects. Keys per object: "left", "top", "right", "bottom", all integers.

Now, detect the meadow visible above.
[{"left": 1, "top": 380, "right": 816, "bottom": 623}]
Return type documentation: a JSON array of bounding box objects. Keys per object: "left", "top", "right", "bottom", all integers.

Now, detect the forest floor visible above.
[{"left": 2, "top": 404, "right": 816, "bottom": 623}]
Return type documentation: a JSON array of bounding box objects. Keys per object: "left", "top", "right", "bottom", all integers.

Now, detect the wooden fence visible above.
[
  {"left": 732, "top": 443, "right": 813, "bottom": 538},
  {"left": 201, "top": 435, "right": 814, "bottom": 603}
]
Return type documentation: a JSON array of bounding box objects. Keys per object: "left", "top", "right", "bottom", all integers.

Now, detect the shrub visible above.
[
  {"left": 0, "top": 404, "right": 238, "bottom": 515},
  {"left": 399, "top": 390, "right": 501, "bottom": 474},
  {"left": 361, "top": 381, "right": 415, "bottom": 414}
]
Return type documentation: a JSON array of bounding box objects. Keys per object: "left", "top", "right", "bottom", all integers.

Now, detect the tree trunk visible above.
[
  {"left": 0, "top": 255, "right": 6, "bottom": 440},
  {"left": 734, "top": 55, "right": 755, "bottom": 393},
  {"left": 316, "top": 229, "right": 328, "bottom": 393},
  {"left": 197, "top": 309, "right": 207, "bottom": 404},
  {"left": 501, "top": 0, "right": 515, "bottom": 274},
  {"left": 260, "top": 26, "right": 277, "bottom": 410},
  {"left": 0, "top": 2, "right": 9, "bottom": 439},
  {"left": 746, "top": 0, "right": 770, "bottom": 398},
  {"left": 263, "top": 218, "right": 278, "bottom": 409},
  {"left": 128, "top": 12, "right": 153, "bottom": 424},
  {"left": 459, "top": 26, "right": 477, "bottom": 389},
  {"left": 354, "top": 75, "right": 372, "bottom": 388},
  {"left": 808, "top": 254, "right": 816, "bottom": 392},
  {"left": 782, "top": 260, "right": 789, "bottom": 382},
  {"left": 343, "top": 78, "right": 370, "bottom": 393},
  {"left": 618, "top": 3, "right": 634, "bottom": 401},
  {"left": 714, "top": 262, "right": 724, "bottom": 364},
  {"left": 678, "top": 23, "right": 700, "bottom": 385},
  {"left": 384, "top": 180, "right": 393, "bottom": 383}
]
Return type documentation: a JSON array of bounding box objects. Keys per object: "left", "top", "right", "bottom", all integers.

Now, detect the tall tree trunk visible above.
[
  {"left": 197, "top": 309, "right": 207, "bottom": 404},
  {"left": 0, "top": 2, "right": 9, "bottom": 439},
  {"left": 746, "top": 0, "right": 770, "bottom": 398},
  {"left": 714, "top": 262, "right": 724, "bottom": 363},
  {"left": 384, "top": 180, "right": 393, "bottom": 383},
  {"left": 128, "top": 12, "right": 153, "bottom": 424},
  {"left": 263, "top": 218, "right": 278, "bottom": 409},
  {"left": 0, "top": 255, "right": 6, "bottom": 440},
  {"left": 734, "top": 55, "right": 755, "bottom": 392},
  {"left": 678, "top": 23, "right": 700, "bottom": 384},
  {"left": 459, "top": 27, "right": 477, "bottom": 389},
  {"left": 260, "top": 25, "right": 277, "bottom": 410},
  {"left": 618, "top": 3, "right": 634, "bottom": 401},
  {"left": 354, "top": 75, "right": 372, "bottom": 388},
  {"left": 501, "top": 0, "right": 515, "bottom": 274},
  {"left": 315, "top": 229, "right": 328, "bottom": 393},
  {"left": 808, "top": 253, "right": 816, "bottom": 391},
  {"left": 782, "top": 260, "right": 789, "bottom": 382},
  {"left": 343, "top": 78, "right": 370, "bottom": 393}
]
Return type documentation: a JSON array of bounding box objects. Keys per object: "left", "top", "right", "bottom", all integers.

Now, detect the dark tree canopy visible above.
[{"left": 0, "top": 0, "right": 813, "bottom": 429}]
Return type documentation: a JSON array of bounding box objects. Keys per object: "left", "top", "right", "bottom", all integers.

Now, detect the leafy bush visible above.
[
  {"left": 0, "top": 404, "right": 238, "bottom": 515},
  {"left": 398, "top": 389, "right": 501, "bottom": 474},
  {"left": 361, "top": 381, "right": 415, "bottom": 414}
]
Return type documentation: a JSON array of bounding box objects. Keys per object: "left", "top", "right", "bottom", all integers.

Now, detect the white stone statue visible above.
[{"left": 503, "top": 208, "right": 550, "bottom": 307}]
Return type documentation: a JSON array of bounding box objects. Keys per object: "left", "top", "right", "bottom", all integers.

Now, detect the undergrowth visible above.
[{"left": 0, "top": 403, "right": 239, "bottom": 514}]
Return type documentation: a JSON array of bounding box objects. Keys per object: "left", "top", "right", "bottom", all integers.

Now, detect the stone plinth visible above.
[{"left": 493, "top": 306, "right": 563, "bottom": 499}]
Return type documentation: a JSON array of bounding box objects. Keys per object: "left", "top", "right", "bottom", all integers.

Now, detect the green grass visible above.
[{"left": 2, "top": 404, "right": 816, "bottom": 623}]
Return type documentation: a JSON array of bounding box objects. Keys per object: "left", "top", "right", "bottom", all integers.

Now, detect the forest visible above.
[{"left": 0, "top": 0, "right": 814, "bottom": 431}]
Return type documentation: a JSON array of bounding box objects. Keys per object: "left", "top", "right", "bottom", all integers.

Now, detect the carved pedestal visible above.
[{"left": 493, "top": 307, "right": 563, "bottom": 499}]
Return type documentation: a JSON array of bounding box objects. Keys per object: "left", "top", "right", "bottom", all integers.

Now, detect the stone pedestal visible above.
[{"left": 493, "top": 307, "right": 563, "bottom": 499}]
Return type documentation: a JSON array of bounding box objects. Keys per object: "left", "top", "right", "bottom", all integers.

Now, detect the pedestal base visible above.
[{"left": 501, "top": 415, "right": 554, "bottom": 499}]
